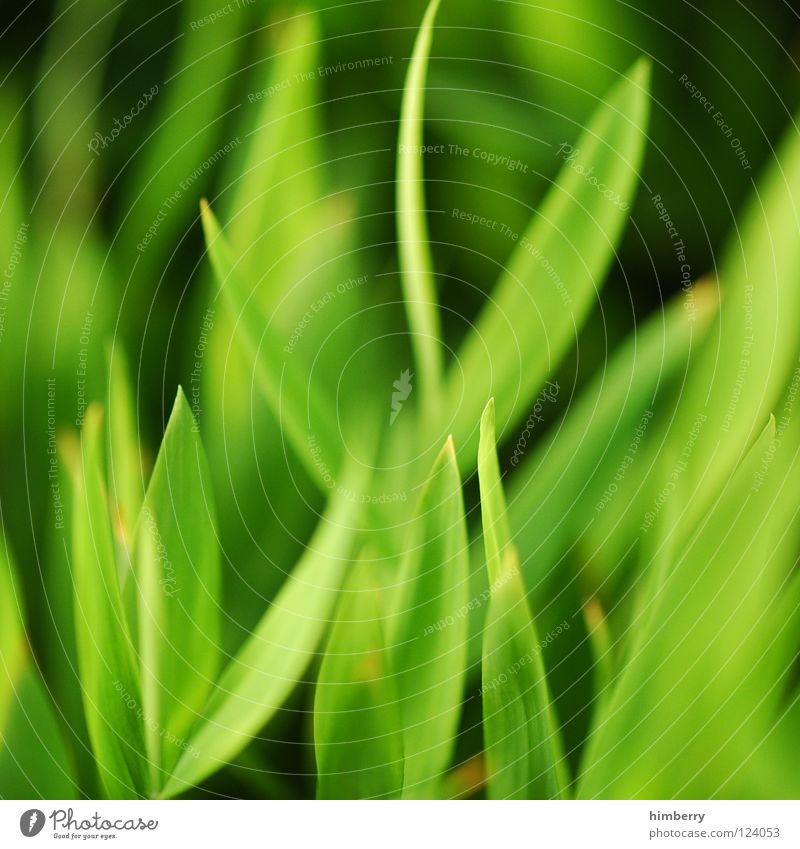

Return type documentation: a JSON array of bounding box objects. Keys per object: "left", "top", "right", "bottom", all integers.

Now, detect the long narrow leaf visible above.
[
  {"left": 445, "top": 59, "right": 651, "bottom": 466},
  {"left": 200, "top": 200, "right": 341, "bottom": 491},
  {"left": 314, "top": 559, "right": 404, "bottom": 799},
  {"left": 388, "top": 436, "right": 469, "bottom": 798},
  {"left": 478, "top": 400, "right": 567, "bottom": 799},
  {"left": 163, "top": 459, "right": 370, "bottom": 797},
  {"left": 397, "top": 0, "right": 444, "bottom": 412},
  {"left": 0, "top": 535, "right": 77, "bottom": 799},
  {"left": 71, "top": 404, "right": 149, "bottom": 798},
  {"left": 135, "top": 388, "right": 220, "bottom": 780}
]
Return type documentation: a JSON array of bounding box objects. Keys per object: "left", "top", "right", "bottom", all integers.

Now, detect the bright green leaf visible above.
[
  {"left": 200, "top": 200, "right": 341, "bottom": 492},
  {"left": 397, "top": 0, "right": 444, "bottom": 412},
  {"left": 314, "top": 559, "right": 404, "bottom": 799},
  {"left": 71, "top": 404, "right": 149, "bottom": 798},
  {"left": 478, "top": 400, "right": 568, "bottom": 799},
  {"left": 445, "top": 58, "right": 651, "bottom": 467},
  {"left": 388, "top": 436, "right": 469, "bottom": 798},
  {"left": 134, "top": 388, "right": 220, "bottom": 780},
  {"left": 163, "top": 459, "right": 371, "bottom": 797},
  {"left": 579, "top": 417, "right": 799, "bottom": 798}
]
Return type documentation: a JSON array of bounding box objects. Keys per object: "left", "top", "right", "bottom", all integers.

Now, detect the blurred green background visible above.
[{"left": 2, "top": 0, "right": 800, "bottom": 797}]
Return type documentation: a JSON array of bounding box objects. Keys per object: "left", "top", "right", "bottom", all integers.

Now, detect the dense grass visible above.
[{"left": 1, "top": 0, "right": 800, "bottom": 800}]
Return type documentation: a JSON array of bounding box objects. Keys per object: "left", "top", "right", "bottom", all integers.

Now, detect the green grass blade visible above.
[
  {"left": 579, "top": 417, "right": 798, "bottom": 798},
  {"left": 445, "top": 58, "right": 651, "bottom": 466},
  {"left": 477, "top": 399, "right": 511, "bottom": 587},
  {"left": 71, "top": 405, "right": 149, "bottom": 798},
  {"left": 162, "top": 460, "right": 370, "bottom": 797},
  {"left": 397, "top": 0, "right": 444, "bottom": 413},
  {"left": 657, "top": 109, "right": 800, "bottom": 538},
  {"left": 314, "top": 559, "right": 404, "bottom": 799},
  {"left": 0, "top": 535, "right": 77, "bottom": 799},
  {"left": 106, "top": 345, "right": 144, "bottom": 568},
  {"left": 200, "top": 200, "right": 341, "bottom": 491},
  {"left": 506, "top": 284, "right": 717, "bottom": 599},
  {"left": 388, "top": 436, "right": 469, "bottom": 798},
  {"left": 478, "top": 400, "right": 568, "bottom": 799},
  {"left": 134, "top": 388, "right": 220, "bottom": 780}
]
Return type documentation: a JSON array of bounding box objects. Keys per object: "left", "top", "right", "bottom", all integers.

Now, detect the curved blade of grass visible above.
[
  {"left": 134, "top": 388, "right": 220, "bottom": 780},
  {"left": 388, "top": 436, "right": 469, "bottom": 798},
  {"left": 397, "top": 0, "right": 444, "bottom": 413},
  {"left": 477, "top": 399, "right": 511, "bottom": 587},
  {"left": 478, "top": 400, "right": 568, "bottom": 799},
  {"left": 314, "top": 559, "right": 404, "bottom": 799},
  {"left": 71, "top": 404, "right": 149, "bottom": 798},
  {"left": 0, "top": 535, "right": 77, "bottom": 798},
  {"left": 579, "top": 418, "right": 799, "bottom": 798},
  {"left": 106, "top": 345, "right": 144, "bottom": 570},
  {"left": 656, "top": 109, "right": 800, "bottom": 541},
  {"left": 163, "top": 460, "right": 370, "bottom": 797},
  {"left": 506, "top": 284, "right": 717, "bottom": 600},
  {"left": 445, "top": 58, "right": 651, "bottom": 467},
  {"left": 200, "top": 200, "right": 341, "bottom": 491}
]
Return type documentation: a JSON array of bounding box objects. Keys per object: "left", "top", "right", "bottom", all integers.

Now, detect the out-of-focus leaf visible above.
[
  {"left": 397, "top": 0, "right": 443, "bottom": 411},
  {"left": 444, "top": 58, "right": 651, "bottom": 467},
  {"left": 661, "top": 109, "right": 800, "bottom": 540},
  {"left": 579, "top": 418, "right": 800, "bottom": 798},
  {"left": 163, "top": 459, "right": 370, "bottom": 798},
  {"left": 506, "top": 284, "right": 717, "bottom": 601},
  {"left": 134, "top": 388, "right": 219, "bottom": 780},
  {"left": 106, "top": 345, "right": 145, "bottom": 568},
  {"left": 200, "top": 200, "right": 341, "bottom": 491},
  {"left": 314, "top": 559, "right": 404, "bottom": 799},
  {"left": 478, "top": 400, "right": 567, "bottom": 799},
  {"left": 34, "top": 0, "right": 122, "bottom": 216},
  {"left": 121, "top": 0, "right": 254, "bottom": 276},
  {"left": 0, "top": 535, "right": 77, "bottom": 799},
  {"left": 388, "top": 436, "right": 469, "bottom": 798},
  {"left": 477, "top": 399, "right": 511, "bottom": 587},
  {"left": 71, "top": 404, "right": 149, "bottom": 798}
]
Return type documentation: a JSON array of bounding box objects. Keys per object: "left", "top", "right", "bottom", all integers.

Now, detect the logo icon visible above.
[
  {"left": 20, "top": 809, "right": 46, "bottom": 837},
  {"left": 390, "top": 369, "right": 413, "bottom": 425}
]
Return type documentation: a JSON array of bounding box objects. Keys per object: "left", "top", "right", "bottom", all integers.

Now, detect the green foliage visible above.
[{"left": 1, "top": 0, "right": 799, "bottom": 804}]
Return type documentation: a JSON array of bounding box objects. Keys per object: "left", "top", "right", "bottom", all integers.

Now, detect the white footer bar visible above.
[{"left": 2, "top": 800, "right": 798, "bottom": 848}]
